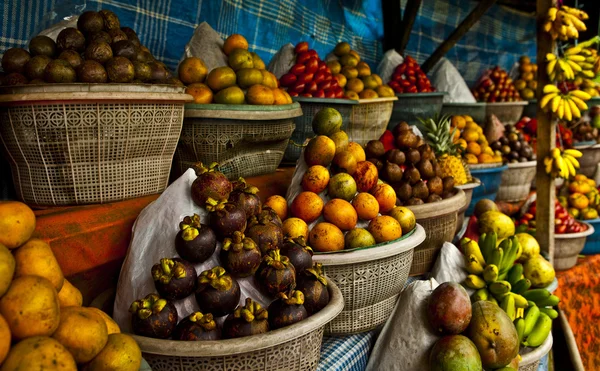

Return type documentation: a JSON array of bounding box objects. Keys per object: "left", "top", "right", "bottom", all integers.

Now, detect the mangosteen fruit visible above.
[
  {"left": 129, "top": 293, "right": 178, "bottom": 339},
  {"left": 295, "top": 263, "right": 329, "bottom": 315},
  {"left": 246, "top": 215, "right": 283, "bottom": 255},
  {"left": 58, "top": 50, "right": 83, "bottom": 70},
  {"left": 412, "top": 180, "right": 429, "bottom": 200},
  {"left": 24, "top": 55, "right": 52, "bottom": 80},
  {"left": 77, "top": 11, "right": 104, "bottom": 34},
  {"left": 175, "top": 214, "right": 217, "bottom": 263},
  {"left": 222, "top": 298, "right": 269, "bottom": 339},
  {"left": 268, "top": 290, "right": 308, "bottom": 330},
  {"left": 3, "top": 73, "right": 28, "bottom": 85},
  {"left": 228, "top": 177, "right": 262, "bottom": 218},
  {"left": 195, "top": 266, "right": 241, "bottom": 317},
  {"left": 133, "top": 61, "right": 152, "bottom": 82},
  {"left": 191, "top": 162, "right": 233, "bottom": 208},
  {"left": 77, "top": 60, "right": 108, "bottom": 83},
  {"left": 406, "top": 148, "right": 421, "bottom": 165},
  {"left": 510, "top": 141, "right": 522, "bottom": 152},
  {"left": 403, "top": 166, "right": 421, "bottom": 185},
  {"left": 221, "top": 231, "right": 262, "bottom": 277},
  {"left": 56, "top": 27, "right": 86, "bottom": 53},
  {"left": 406, "top": 197, "right": 425, "bottom": 205},
  {"left": 417, "top": 159, "right": 434, "bottom": 179},
  {"left": 386, "top": 149, "right": 406, "bottom": 165},
  {"left": 87, "top": 31, "right": 113, "bottom": 45},
  {"left": 442, "top": 177, "right": 455, "bottom": 193},
  {"left": 85, "top": 41, "right": 113, "bottom": 64},
  {"left": 206, "top": 198, "right": 247, "bottom": 239},
  {"left": 395, "top": 181, "right": 413, "bottom": 202},
  {"left": 256, "top": 249, "right": 296, "bottom": 296},
  {"left": 427, "top": 176, "right": 444, "bottom": 196},
  {"left": 427, "top": 194, "right": 443, "bottom": 203},
  {"left": 121, "top": 27, "right": 141, "bottom": 47},
  {"left": 381, "top": 161, "right": 403, "bottom": 183},
  {"left": 151, "top": 258, "right": 197, "bottom": 301},
  {"left": 258, "top": 207, "right": 283, "bottom": 227},
  {"left": 1, "top": 48, "right": 31, "bottom": 74},
  {"left": 100, "top": 9, "right": 121, "bottom": 31},
  {"left": 44, "top": 59, "right": 76, "bottom": 83},
  {"left": 279, "top": 236, "right": 313, "bottom": 273},
  {"left": 172, "top": 312, "right": 220, "bottom": 341},
  {"left": 112, "top": 39, "right": 139, "bottom": 60},
  {"left": 29, "top": 36, "right": 56, "bottom": 58},
  {"left": 365, "top": 140, "right": 385, "bottom": 159}
]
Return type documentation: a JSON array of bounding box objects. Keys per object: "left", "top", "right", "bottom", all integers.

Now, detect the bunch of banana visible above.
[
  {"left": 540, "top": 84, "right": 590, "bottom": 120},
  {"left": 543, "top": 148, "right": 583, "bottom": 179},
  {"left": 546, "top": 49, "right": 598, "bottom": 81},
  {"left": 543, "top": 6, "right": 588, "bottom": 41},
  {"left": 514, "top": 289, "right": 560, "bottom": 348}
]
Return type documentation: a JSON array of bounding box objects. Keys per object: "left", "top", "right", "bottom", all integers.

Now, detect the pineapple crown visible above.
[{"left": 418, "top": 114, "right": 461, "bottom": 157}]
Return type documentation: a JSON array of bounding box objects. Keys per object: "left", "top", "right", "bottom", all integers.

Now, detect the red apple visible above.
[
  {"left": 318, "top": 80, "right": 332, "bottom": 91},
  {"left": 296, "top": 52, "right": 311, "bottom": 65},
  {"left": 324, "top": 89, "right": 336, "bottom": 98},
  {"left": 297, "top": 72, "right": 314, "bottom": 84},
  {"left": 289, "top": 91, "right": 299, "bottom": 97},
  {"left": 290, "top": 81, "right": 306, "bottom": 94},
  {"left": 307, "top": 49, "right": 318, "bottom": 59},
  {"left": 280, "top": 73, "right": 297, "bottom": 87},
  {"left": 313, "top": 90, "right": 325, "bottom": 98},
  {"left": 304, "top": 81, "right": 318, "bottom": 94},
  {"left": 313, "top": 71, "right": 327, "bottom": 84},
  {"left": 329, "top": 80, "right": 339, "bottom": 89},
  {"left": 295, "top": 42, "right": 309, "bottom": 54},
  {"left": 290, "top": 64, "right": 306, "bottom": 76},
  {"left": 305, "top": 58, "right": 319, "bottom": 74},
  {"left": 301, "top": 93, "right": 313, "bottom": 97}
]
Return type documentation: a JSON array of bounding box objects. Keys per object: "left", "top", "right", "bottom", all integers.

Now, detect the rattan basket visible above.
[
  {"left": 312, "top": 224, "right": 426, "bottom": 335},
  {"left": 440, "top": 102, "right": 487, "bottom": 124},
  {"left": 0, "top": 84, "right": 191, "bottom": 206},
  {"left": 574, "top": 143, "right": 600, "bottom": 178},
  {"left": 390, "top": 92, "right": 445, "bottom": 129},
  {"left": 284, "top": 97, "right": 357, "bottom": 163},
  {"left": 132, "top": 280, "right": 343, "bottom": 371},
  {"left": 485, "top": 101, "right": 528, "bottom": 125},
  {"left": 173, "top": 104, "right": 302, "bottom": 180},
  {"left": 406, "top": 189, "right": 467, "bottom": 275},
  {"left": 496, "top": 161, "right": 536, "bottom": 203},
  {"left": 455, "top": 178, "right": 481, "bottom": 234},
  {"left": 348, "top": 97, "right": 397, "bottom": 146},
  {"left": 519, "top": 332, "right": 553, "bottom": 371},
  {"left": 554, "top": 222, "right": 594, "bottom": 270}
]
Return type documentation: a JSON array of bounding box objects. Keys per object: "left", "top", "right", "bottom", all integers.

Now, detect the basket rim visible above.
[
  {"left": 0, "top": 83, "right": 186, "bottom": 95},
  {"left": 356, "top": 96, "right": 398, "bottom": 104},
  {"left": 312, "top": 224, "right": 425, "bottom": 265},
  {"left": 442, "top": 102, "right": 486, "bottom": 107},
  {"left": 574, "top": 142, "right": 600, "bottom": 150},
  {"left": 555, "top": 222, "right": 594, "bottom": 239},
  {"left": 0, "top": 91, "right": 193, "bottom": 104},
  {"left": 394, "top": 92, "right": 447, "bottom": 99},
  {"left": 405, "top": 188, "right": 467, "bottom": 218},
  {"left": 469, "top": 163, "right": 509, "bottom": 172},
  {"left": 455, "top": 177, "right": 481, "bottom": 190},
  {"left": 184, "top": 103, "right": 303, "bottom": 120},
  {"left": 519, "top": 332, "right": 553, "bottom": 366},
  {"left": 485, "top": 101, "right": 528, "bottom": 107},
  {"left": 507, "top": 160, "right": 537, "bottom": 169},
  {"left": 131, "top": 279, "right": 344, "bottom": 357},
  {"left": 292, "top": 96, "right": 359, "bottom": 105}
]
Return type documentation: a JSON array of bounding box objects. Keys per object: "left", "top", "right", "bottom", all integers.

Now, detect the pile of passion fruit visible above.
[
  {"left": 129, "top": 163, "right": 330, "bottom": 340},
  {"left": 1, "top": 9, "right": 180, "bottom": 86}
]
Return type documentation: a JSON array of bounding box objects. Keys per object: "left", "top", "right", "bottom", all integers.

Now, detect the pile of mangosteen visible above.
[{"left": 129, "top": 162, "right": 331, "bottom": 341}]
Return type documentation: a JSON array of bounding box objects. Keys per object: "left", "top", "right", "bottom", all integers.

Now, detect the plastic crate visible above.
[
  {"left": 389, "top": 92, "right": 445, "bottom": 129},
  {"left": 467, "top": 164, "right": 509, "bottom": 216}
]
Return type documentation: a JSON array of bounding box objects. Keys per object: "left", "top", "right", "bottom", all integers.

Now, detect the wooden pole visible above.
[
  {"left": 398, "top": 0, "right": 422, "bottom": 55},
  {"left": 535, "top": 0, "right": 556, "bottom": 262},
  {"left": 421, "top": 0, "right": 497, "bottom": 73},
  {"left": 382, "top": 0, "right": 402, "bottom": 53}
]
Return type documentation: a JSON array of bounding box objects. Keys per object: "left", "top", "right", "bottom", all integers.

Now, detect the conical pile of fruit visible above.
[
  {"left": 387, "top": 55, "right": 435, "bottom": 94},
  {"left": 490, "top": 125, "right": 535, "bottom": 163},
  {"left": 514, "top": 56, "right": 537, "bottom": 100},
  {"left": 473, "top": 66, "right": 521, "bottom": 102},
  {"left": 558, "top": 174, "right": 600, "bottom": 220},
  {"left": 449, "top": 115, "right": 502, "bottom": 164},
  {"left": 1, "top": 9, "right": 179, "bottom": 86},
  {"left": 327, "top": 42, "right": 394, "bottom": 99},
  {"left": 182, "top": 34, "right": 291, "bottom": 105},
  {"left": 0, "top": 201, "right": 142, "bottom": 370}
]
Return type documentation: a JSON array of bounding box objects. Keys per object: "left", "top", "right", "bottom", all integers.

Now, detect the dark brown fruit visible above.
[
  {"left": 191, "top": 162, "right": 233, "bottom": 207},
  {"left": 396, "top": 131, "right": 418, "bottom": 149},
  {"left": 403, "top": 166, "right": 421, "bottom": 185},
  {"left": 295, "top": 264, "right": 329, "bottom": 315},
  {"left": 121, "top": 27, "right": 141, "bottom": 47},
  {"left": 417, "top": 159, "right": 434, "bottom": 179},
  {"left": 412, "top": 180, "right": 429, "bottom": 200},
  {"left": 395, "top": 181, "right": 413, "bottom": 202},
  {"left": 151, "top": 258, "right": 197, "bottom": 301},
  {"left": 442, "top": 177, "right": 455, "bottom": 192},
  {"left": 418, "top": 144, "right": 434, "bottom": 160},
  {"left": 195, "top": 267, "right": 241, "bottom": 317},
  {"left": 392, "top": 121, "right": 410, "bottom": 137},
  {"left": 427, "top": 282, "right": 472, "bottom": 335},
  {"left": 1, "top": 48, "right": 31, "bottom": 73},
  {"left": 77, "top": 11, "right": 104, "bottom": 34},
  {"left": 441, "top": 191, "right": 454, "bottom": 199},
  {"left": 256, "top": 249, "right": 296, "bottom": 296},
  {"left": 427, "top": 194, "right": 443, "bottom": 203},
  {"left": 172, "top": 312, "right": 220, "bottom": 341},
  {"left": 228, "top": 178, "right": 262, "bottom": 218},
  {"left": 223, "top": 298, "right": 269, "bottom": 338},
  {"left": 405, "top": 148, "right": 421, "bottom": 165},
  {"left": 87, "top": 31, "right": 113, "bottom": 45},
  {"left": 175, "top": 214, "right": 217, "bottom": 264},
  {"left": 28, "top": 36, "right": 56, "bottom": 57},
  {"left": 24, "top": 55, "right": 52, "bottom": 80},
  {"left": 58, "top": 50, "right": 83, "bottom": 70},
  {"left": 386, "top": 149, "right": 405, "bottom": 165},
  {"left": 148, "top": 61, "right": 169, "bottom": 82},
  {"left": 3, "top": 73, "right": 28, "bottom": 86},
  {"left": 85, "top": 41, "right": 113, "bottom": 64},
  {"left": 381, "top": 161, "right": 403, "bottom": 183},
  {"left": 108, "top": 28, "right": 128, "bottom": 45},
  {"left": 56, "top": 28, "right": 86, "bottom": 52},
  {"left": 100, "top": 9, "right": 121, "bottom": 31},
  {"left": 130, "top": 294, "right": 178, "bottom": 339},
  {"left": 268, "top": 290, "right": 308, "bottom": 330},
  {"left": 365, "top": 140, "right": 385, "bottom": 159},
  {"left": 136, "top": 50, "right": 155, "bottom": 63},
  {"left": 406, "top": 197, "right": 424, "bottom": 205},
  {"left": 207, "top": 199, "right": 247, "bottom": 240},
  {"left": 432, "top": 160, "right": 442, "bottom": 178},
  {"left": 44, "top": 59, "right": 76, "bottom": 83},
  {"left": 427, "top": 176, "right": 443, "bottom": 196},
  {"left": 77, "top": 60, "right": 107, "bottom": 83},
  {"left": 106, "top": 56, "right": 135, "bottom": 83},
  {"left": 474, "top": 199, "right": 499, "bottom": 218},
  {"left": 367, "top": 158, "right": 383, "bottom": 170},
  {"left": 221, "top": 231, "right": 261, "bottom": 278},
  {"left": 280, "top": 237, "right": 313, "bottom": 274},
  {"left": 246, "top": 216, "right": 283, "bottom": 255},
  {"left": 112, "top": 40, "right": 139, "bottom": 60}
]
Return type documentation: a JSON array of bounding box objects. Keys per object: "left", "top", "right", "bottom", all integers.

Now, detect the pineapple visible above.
[{"left": 419, "top": 115, "right": 471, "bottom": 185}]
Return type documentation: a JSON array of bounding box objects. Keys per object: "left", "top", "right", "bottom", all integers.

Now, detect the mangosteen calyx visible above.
[
  {"left": 284, "top": 236, "right": 314, "bottom": 254},
  {"left": 197, "top": 266, "right": 233, "bottom": 291},
  {"left": 179, "top": 214, "right": 203, "bottom": 241},
  {"left": 233, "top": 298, "right": 268, "bottom": 323},
  {"left": 192, "top": 161, "right": 220, "bottom": 177},
  {"left": 188, "top": 311, "right": 217, "bottom": 331},
  {"left": 129, "top": 293, "right": 170, "bottom": 320},
  {"left": 278, "top": 289, "right": 305, "bottom": 306},
  {"left": 205, "top": 197, "right": 228, "bottom": 213},
  {"left": 152, "top": 258, "right": 188, "bottom": 284},
  {"left": 232, "top": 177, "right": 259, "bottom": 196},
  {"left": 263, "top": 249, "right": 292, "bottom": 271},
  {"left": 304, "top": 263, "right": 328, "bottom": 286},
  {"left": 223, "top": 231, "right": 258, "bottom": 253}
]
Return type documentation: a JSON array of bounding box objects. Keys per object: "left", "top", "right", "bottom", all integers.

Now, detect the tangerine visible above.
[
  {"left": 352, "top": 192, "right": 380, "bottom": 220},
  {"left": 228, "top": 48, "right": 254, "bottom": 71},
  {"left": 346, "top": 142, "right": 366, "bottom": 162},
  {"left": 264, "top": 195, "right": 288, "bottom": 220},
  {"left": 362, "top": 75, "right": 378, "bottom": 89},
  {"left": 309, "top": 222, "right": 345, "bottom": 252},
  {"left": 346, "top": 91, "right": 359, "bottom": 100},
  {"left": 356, "top": 61, "right": 371, "bottom": 77},
  {"left": 371, "top": 183, "right": 397, "bottom": 213},
  {"left": 236, "top": 68, "right": 263, "bottom": 88},
  {"left": 344, "top": 228, "right": 376, "bottom": 249},
  {"left": 327, "top": 61, "right": 341, "bottom": 74},
  {"left": 261, "top": 70, "right": 279, "bottom": 88},
  {"left": 334, "top": 42, "right": 351, "bottom": 57},
  {"left": 304, "top": 135, "right": 336, "bottom": 167},
  {"left": 323, "top": 199, "right": 358, "bottom": 230},
  {"left": 178, "top": 57, "right": 208, "bottom": 85},
  {"left": 328, "top": 173, "right": 358, "bottom": 201},
  {"left": 223, "top": 34, "right": 249, "bottom": 56},
  {"left": 246, "top": 84, "right": 274, "bottom": 105},
  {"left": 334, "top": 73, "right": 347, "bottom": 88},
  {"left": 346, "top": 77, "right": 364, "bottom": 93},
  {"left": 272, "top": 88, "right": 292, "bottom": 105},
  {"left": 376, "top": 85, "right": 394, "bottom": 97},
  {"left": 341, "top": 66, "right": 358, "bottom": 79},
  {"left": 329, "top": 130, "right": 349, "bottom": 154},
  {"left": 349, "top": 50, "right": 361, "bottom": 62},
  {"left": 312, "top": 107, "right": 343, "bottom": 136},
  {"left": 0, "top": 201, "right": 36, "bottom": 249},
  {"left": 302, "top": 165, "right": 330, "bottom": 194},
  {"left": 467, "top": 142, "right": 481, "bottom": 156},
  {"left": 368, "top": 215, "right": 402, "bottom": 243},
  {"left": 331, "top": 151, "right": 357, "bottom": 175},
  {"left": 206, "top": 66, "right": 237, "bottom": 91},
  {"left": 250, "top": 52, "right": 265, "bottom": 69},
  {"left": 281, "top": 217, "right": 309, "bottom": 240},
  {"left": 340, "top": 54, "right": 358, "bottom": 67},
  {"left": 372, "top": 74, "right": 383, "bottom": 86},
  {"left": 186, "top": 83, "right": 213, "bottom": 104},
  {"left": 353, "top": 161, "right": 378, "bottom": 192},
  {"left": 214, "top": 85, "right": 245, "bottom": 104},
  {"left": 388, "top": 206, "right": 416, "bottom": 234},
  {"left": 290, "top": 191, "right": 324, "bottom": 223},
  {"left": 359, "top": 89, "right": 378, "bottom": 99}
]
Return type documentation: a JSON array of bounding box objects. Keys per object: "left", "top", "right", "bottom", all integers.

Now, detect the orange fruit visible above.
[
  {"left": 272, "top": 88, "right": 292, "bottom": 105},
  {"left": 223, "top": 34, "right": 249, "bottom": 56},
  {"left": 341, "top": 66, "right": 358, "bottom": 79},
  {"left": 327, "top": 61, "right": 342, "bottom": 74},
  {"left": 302, "top": 165, "right": 330, "bottom": 194},
  {"left": 349, "top": 50, "right": 361, "bottom": 62},
  {"left": 352, "top": 192, "right": 380, "bottom": 220},
  {"left": 334, "top": 73, "right": 347, "bottom": 88},
  {"left": 353, "top": 161, "right": 378, "bottom": 192},
  {"left": 362, "top": 75, "right": 378, "bottom": 89},
  {"left": 359, "top": 89, "right": 378, "bottom": 99},
  {"left": 331, "top": 151, "right": 358, "bottom": 175},
  {"left": 186, "top": 83, "right": 213, "bottom": 104},
  {"left": 334, "top": 42, "right": 351, "bottom": 57},
  {"left": 462, "top": 129, "right": 479, "bottom": 142},
  {"left": 250, "top": 52, "right": 266, "bottom": 70},
  {"left": 344, "top": 228, "right": 376, "bottom": 249},
  {"left": 371, "top": 183, "right": 397, "bottom": 213},
  {"left": 368, "top": 215, "right": 402, "bottom": 243},
  {"left": 451, "top": 115, "right": 466, "bottom": 129},
  {"left": 329, "top": 130, "right": 349, "bottom": 154},
  {"left": 328, "top": 173, "right": 358, "bottom": 201},
  {"left": 304, "top": 135, "right": 336, "bottom": 167},
  {"left": 346, "top": 91, "right": 359, "bottom": 100},
  {"left": 346, "top": 142, "right": 366, "bottom": 162},
  {"left": 356, "top": 61, "right": 371, "bottom": 77},
  {"left": 178, "top": 57, "right": 208, "bottom": 85},
  {"left": 0, "top": 313, "right": 9, "bottom": 364},
  {"left": 290, "top": 191, "right": 324, "bottom": 223},
  {"left": 214, "top": 85, "right": 245, "bottom": 104},
  {"left": 465, "top": 153, "right": 478, "bottom": 164},
  {"left": 246, "top": 84, "right": 275, "bottom": 105},
  {"left": 281, "top": 217, "right": 309, "bottom": 240},
  {"left": 467, "top": 141, "right": 481, "bottom": 156},
  {"left": 264, "top": 195, "right": 288, "bottom": 220},
  {"left": 372, "top": 74, "right": 383, "bottom": 86},
  {"left": 568, "top": 192, "right": 589, "bottom": 210},
  {"left": 340, "top": 54, "right": 358, "bottom": 67},
  {"left": 309, "top": 222, "right": 345, "bottom": 252},
  {"left": 346, "top": 77, "right": 364, "bottom": 93},
  {"left": 388, "top": 206, "right": 416, "bottom": 234},
  {"left": 206, "top": 66, "right": 237, "bottom": 91},
  {"left": 323, "top": 199, "right": 358, "bottom": 231},
  {"left": 261, "top": 70, "right": 278, "bottom": 88},
  {"left": 228, "top": 48, "right": 254, "bottom": 71},
  {"left": 236, "top": 68, "right": 263, "bottom": 88},
  {"left": 375, "top": 85, "right": 394, "bottom": 97},
  {"left": 477, "top": 153, "right": 495, "bottom": 163},
  {"left": 0, "top": 201, "right": 36, "bottom": 249}
]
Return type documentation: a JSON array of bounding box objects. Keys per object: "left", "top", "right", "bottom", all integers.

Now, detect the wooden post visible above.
[
  {"left": 421, "top": 0, "right": 497, "bottom": 73},
  {"left": 535, "top": 0, "right": 556, "bottom": 261},
  {"left": 398, "top": 0, "right": 422, "bottom": 55},
  {"left": 382, "top": 0, "right": 402, "bottom": 53}
]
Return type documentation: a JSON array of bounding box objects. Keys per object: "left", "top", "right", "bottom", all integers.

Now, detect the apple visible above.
[
  {"left": 290, "top": 81, "right": 306, "bottom": 94},
  {"left": 290, "top": 64, "right": 306, "bottom": 76},
  {"left": 313, "top": 90, "right": 325, "bottom": 98},
  {"left": 296, "top": 51, "right": 311, "bottom": 65},
  {"left": 301, "top": 93, "right": 313, "bottom": 97},
  {"left": 304, "top": 81, "right": 318, "bottom": 94},
  {"left": 305, "top": 58, "right": 319, "bottom": 74},
  {"left": 297, "top": 72, "right": 314, "bottom": 84},
  {"left": 313, "top": 71, "right": 327, "bottom": 84},
  {"left": 324, "top": 89, "right": 336, "bottom": 98},
  {"left": 307, "top": 49, "right": 318, "bottom": 59},
  {"left": 280, "top": 73, "right": 297, "bottom": 87},
  {"left": 318, "top": 80, "right": 332, "bottom": 91},
  {"left": 295, "top": 42, "right": 309, "bottom": 54}
]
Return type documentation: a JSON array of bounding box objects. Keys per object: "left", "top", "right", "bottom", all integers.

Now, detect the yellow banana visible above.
[
  {"left": 543, "top": 21, "right": 553, "bottom": 33},
  {"left": 578, "top": 62, "right": 594, "bottom": 69},
  {"left": 566, "top": 97, "right": 581, "bottom": 119},
  {"left": 564, "top": 149, "right": 583, "bottom": 158},
  {"left": 546, "top": 53, "right": 557, "bottom": 61},
  {"left": 466, "top": 254, "right": 484, "bottom": 275},
  {"left": 569, "top": 95, "right": 589, "bottom": 110},
  {"left": 564, "top": 155, "right": 576, "bottom": 177},
  {"left": 540, "top": 92, "right": 558, "bottom": 109},
  {"left": 555, "top": 155, "right": 567, "bottom": 178},
  {"left": 543, "top": 84, "right": 559, "bottom": 94},
  {"left": 580, "top": 70, "right": 595, "bottom": 78},
  {"left": 464, "top": 240, "right": 486, "bottom": 266},
  {"left": 557, "top": 98, "right": 565, "bottom": 119},
  {"left": 571, "top": 89, "right": 591, "bottom": 100},
  {"left": 566, "top": 59, "right": 582, "bottom": 72},
  {"left": 564, "top": 154, "right": 580, "bottom": 169},
  {"left": 552, "top": 147, "right": 562, "bottom": 159},
  {"left": 558, "top": 59, "right": 573, "bottom": 79},
  {"left": 566, "top": 54, "right": 586, "bottom": 62},
  {"left": 547, "top": 7, "right": 558, "bottom": 21},
  {"left": 550, "top": 95, "right": 562, "bottom": 112},
  {"left": 563, "top": 98, "right": 572, "bottom": 121},
  {"left": 546, "top": 59, "right": 557, "bottom": 76},
  {"left": 564, "top": 13, "right": 587, "bottom": 31},
  {"left": 544, "top": 156, "right": 553, "bottom": 174},
  {"left": 565, "top": 46, "right": 582, "bottom": 56}
]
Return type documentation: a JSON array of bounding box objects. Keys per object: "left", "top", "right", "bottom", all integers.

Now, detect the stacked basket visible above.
[
  {"left": 349, "top": 97, "right": 398, "bottom": 145},
  {"left": 496, "top": 161, "right": 537, "bottom": 203},
  {"left": 389, "top": 92, "right": 445, "bottom": 128}
]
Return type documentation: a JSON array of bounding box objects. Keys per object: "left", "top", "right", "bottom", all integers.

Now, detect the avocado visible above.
[
  {"left": 3, "top": 72, "right": 28, "bottom": 86},
  {"left": 56, "top": 27, "right": 86, "bottom": 52},
  {"left": 58, "top": 50, "right": 83, "bottom": 70},
  {"left": 136, "top": 50, "right": 155, "bottom": 63},
  {"left": 77, "top": 11, "right": 104, "bottom": 34},
  {"left": 87, "top": 31, "right": 113, "bottom": 45},
  {"left": 132, "top": 61, "right": 152, "bottom": 81},
  {"left": 24, "top": 55, "right": 52, "bottom": 80},
  {"left": 99, "top": 9, "right": 121, "bottom": 31},
  {"left": 28, "top": 36, "right": 57, "bottom": 57},
  {"left": 148, "top": 61, "right": 169, "bottom": 82},
  {"left": 106, "top": 56, "right": 134, "bottom": 83},
  {"left": 85, "top": 41, "right": 113, "bottom": 64},
  {"left": 112, "top": 40, "right": 139, "bottom": 60},
  {"left": 44, "top": 59, "right": 76, "bottom": 83},
  {"left": 121, "top": 27, "right": 141, "bottom": 47},
  {"left": 77, "top": 60, "right": 108, "bottom": 83},
  {"left": 108, "top": 28, "right": 128, "bottom": 45},
  {"left": 2, "top": 48, "right": 31, "bottom": 74}
]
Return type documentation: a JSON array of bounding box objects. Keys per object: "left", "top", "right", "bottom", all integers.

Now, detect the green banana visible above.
[
  {"left": 498, "top": 238, "right": 514, "bottom": 271},
  {"left": 465, "top": 274, "right": 487, "bottom": 289},
  {"left": 512, "top": 278, "right": 532, "bottom": 295},
  {"left": 489, "top": 247, "right": 504, "bottom": 268},
  {"left": 481, "top": 232, "right": 496, "bottom": 264},
  {"left": 507, "top": 264, "right": 524, "bottom": 286},
  {"left": 523, "top": 289, "right": 551, "bottom": 302},
  {"left": 472, "top": 288, "right": 489, "bottom": 302},
  {"left": 523, "top": 304, "right": 541, "bottom": 337},
  {"left": 523, "top": 312, "right": 552, "bottom": 347},
  {"left": 539, "top": 307, "right": 559, "bottom": 319},
  {"left": 513, "top": 293, "right": 529, "bottom": 308},
  {"left": 502, "top": 237, "right": 520, "bottom": 274},
  {"left": 489, "top": 280, "right": 512, "bottom": 296},
  {"left": 464, "top": 239, "right": 486, "bottom": 265},
  {"left": 536, "top": 294, "right": 560, "bottom": 307},
  {"left": 501, "top": 293, "right": 516, "bottom": 320},
  {"left": 515, "top": 317, "right": 526, "bottom": 343},
  {"left": 483, "top": 264, "right": 499, "bottom": 283}
]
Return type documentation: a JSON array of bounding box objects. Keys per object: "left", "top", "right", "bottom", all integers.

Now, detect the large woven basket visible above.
[
  {"left": 312, "top": 224, "right": 426, "bottom": 335},
  {"left": 574, "top": 143, "right": 600, "bottom": 178},
  {"left": 440, "top": 102, "right": 487, "bottom": 124},
  {"left": 455, "top": 178, "right": 481, "bottom": 234},
  {"left": 485, "top": 101, "right": 528, "bottom": 125},
  {"left": 554, "top": 222, "right": 594, "bottom": 270},
  {"left": 389, "top": 92, "right": 445, "bottom": 129},
  {"left": 132, "top": 280, "right": 343, "bottom": 371},
  {"left": 519, "top": 332, "right": 553, "bottom": 371},
  {"left": 406, "top": 189, "right": 466, "bottom": 275},
  {"left": 496, "top": 161, "right": 536, "bottom": 203},
  {"left": 348, "top": 97, "right": 397, "bottom": 146},
  {"left": 284, "top": 97, "right": 356, "bottom": 163},
  {"left": 173, "top": 104, "right": 302, "bottom": 180},
  {"left": 0, "top": 84, "right": 191, "bottom": 206}
]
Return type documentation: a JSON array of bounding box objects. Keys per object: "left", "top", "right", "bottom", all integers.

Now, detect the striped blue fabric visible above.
[{"left": 318, "top": 331, "right": 377, "bottom": 371}]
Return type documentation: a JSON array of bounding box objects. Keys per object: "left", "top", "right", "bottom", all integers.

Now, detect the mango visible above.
[
  {"left": 427, "top": 282, "right": 472, "bottom": 335},
  {"left": 0, "top": 336, "right": 77, "bottom": 371},
  {"left": 14, "top": 238, "right": 64, "bottom": 291},
  {"left": 478, "top": 211, "right": 515, "bottom": 239},
  {"left": 429, "top": 335, "right": 482, "bottom": 371},
  {"left": 523, "top": 255, "right": 555, "bottom": 287}
]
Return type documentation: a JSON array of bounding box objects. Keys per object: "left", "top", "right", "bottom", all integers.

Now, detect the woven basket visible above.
[
  {"left": 574, "top": 143, "right": 600, "bottom": 178},
  {"left": 440, "top": 102, "right": 487, "bottom": 124},
  {"left": 496, "top": 161, "right": 536, "bottom": 203},
  {"left": 554, "top": 222, "right": 594, "bottom": 270},
  {"left": 348, "top": 97, "right": 397, "bottom": 146},
  {"left": 283, "top": 97, "right": 356, "bottom": 163},
  {"left": 173, "top": 104, "right": 302, "bottom": 180},
  {"left": 455, "top": 178, "right": 481, "bottom": 234},
  {"left": 519, "top": 332, "right": 553, "bottom": 371},
  {"left": 389, "top": 92, "right": 445, "bottom": 129},
  {"left": 133, "top": 280, "right": 343, "bottom": 371},
  {"left": 0, "top": 84, "right": 191, "bottom": 206},
  {"left": 405, "top": 190, "right": 467, "bottom": 275},
  {"left": 485, "top": 101, "right": 528, "bottom": 126},
  {"left": 312, "top": 224, "right": 426, "bottom": 335}
]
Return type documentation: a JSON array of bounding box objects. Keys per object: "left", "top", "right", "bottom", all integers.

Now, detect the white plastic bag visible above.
[
  {"left": 179, "top": 22, "right": 228, "bottom": 73},
  {"left": 376, "top": 49, "right": 404, "bottom": 84},
  {"left": 429, "top": 58, "right": 476, "bottom": 103},
  {"left": 431, "top": 242, "right": 469, "bottom": 288},
  {"left": 267, "top": 43, "right": 295, "bottom": 79}
]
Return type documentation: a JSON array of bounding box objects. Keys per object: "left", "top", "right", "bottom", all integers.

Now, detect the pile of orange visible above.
[
  {"left": 451, "top": 115, "right": 502, "bottom": 164},
  {"left": 328, "top": 42, "right": 395, "bottom": 100},
  {"left": 180, "top": 34, "right": 292, "bottom": 105}
]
